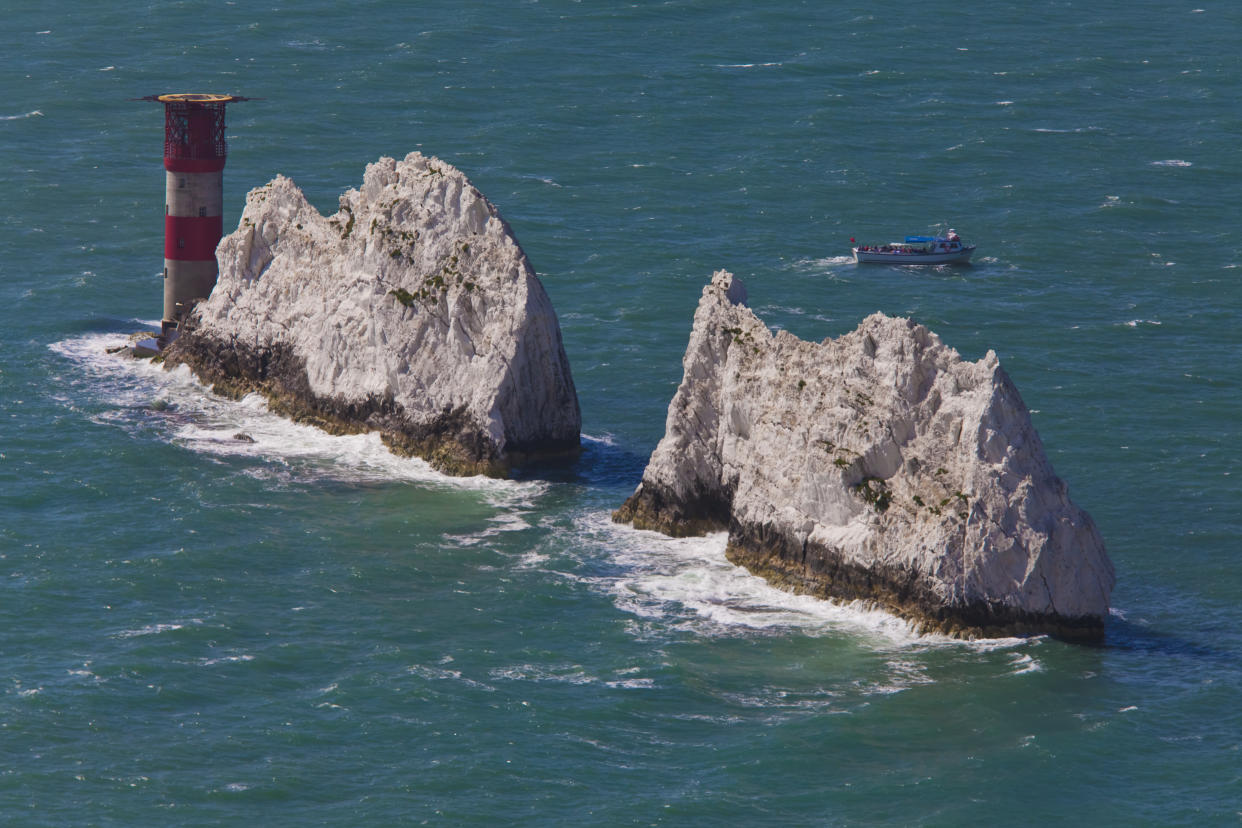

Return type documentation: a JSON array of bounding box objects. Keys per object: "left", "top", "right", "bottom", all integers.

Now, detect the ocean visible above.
[{"left": 3, "top": 2, "right": 1240, "bottom": 824}]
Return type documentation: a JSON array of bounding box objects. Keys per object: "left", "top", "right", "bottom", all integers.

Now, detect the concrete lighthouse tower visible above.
[{"left": 142, "top": 93, "right": 248, "bottom": 343}]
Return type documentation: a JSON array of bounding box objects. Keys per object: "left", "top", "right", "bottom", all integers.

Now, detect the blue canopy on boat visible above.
[{"left": 904, "top": 235, "right": 940, "bottom": 243}]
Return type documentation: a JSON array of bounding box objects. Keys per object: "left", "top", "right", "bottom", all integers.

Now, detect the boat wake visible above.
[{"left": 800, "top": 255, "right": 855, "bottom": 268}]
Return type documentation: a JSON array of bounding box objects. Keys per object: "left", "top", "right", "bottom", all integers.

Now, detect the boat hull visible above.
[{"left": 853, "top": 246, "right": 975, "bottom": 265}]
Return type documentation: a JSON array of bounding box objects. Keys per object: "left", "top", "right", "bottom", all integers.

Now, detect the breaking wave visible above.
[
  {"left": 47, "top": 330, "right": 543, "bottom": 504},
  {"left": 567, "top": 511, "right": 1034, "bottom": 653}
]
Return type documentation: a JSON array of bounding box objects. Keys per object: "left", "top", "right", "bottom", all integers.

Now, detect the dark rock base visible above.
[
  {"left": 612, "top": 480, "right": 733, "bottom": 539},
  {"left": 164, "top": 326, "right": 573, "bottom": 478},
  {"left": 614, "top": 484, "right": 1106, "bottom": 642}
]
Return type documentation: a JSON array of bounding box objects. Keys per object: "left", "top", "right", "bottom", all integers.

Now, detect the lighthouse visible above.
[{"left": 142, "top": 93, "right": 248, "bottom": 343}]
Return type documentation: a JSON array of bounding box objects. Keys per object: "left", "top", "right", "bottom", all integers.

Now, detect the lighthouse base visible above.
[
  {"left": 126, "top": 321, "right": 182, "bottom": 358},
  {"left": 132, "top": 337, "right": 163, "bottom": 358},
  {"left": 163, "top": 258, "right": 218, "bottom": 325}
]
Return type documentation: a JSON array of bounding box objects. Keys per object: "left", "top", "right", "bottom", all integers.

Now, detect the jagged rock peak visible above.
[
  {"left": 614, "top": 270, "right": 1114, "bottom": 640},
  {"left": 164, "top": 152, "right": 581, "bottom": 476}
]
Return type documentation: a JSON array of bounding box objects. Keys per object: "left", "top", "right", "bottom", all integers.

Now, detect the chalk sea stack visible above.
[
  {"left": 614, "top": 271, "right": 1114, "bottom": 640},
  {"left": 164, "top": 152, "right": 580, "bottom": 476}
]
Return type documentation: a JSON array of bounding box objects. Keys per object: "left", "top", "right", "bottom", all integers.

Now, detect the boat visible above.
[{"left": 852, "top": 230, "right": 975, "bottom": 264}]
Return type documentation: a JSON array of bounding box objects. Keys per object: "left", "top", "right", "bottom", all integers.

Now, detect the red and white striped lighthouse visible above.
[{"left": 143, "top": 93, "right": 247, "bottom": 340}]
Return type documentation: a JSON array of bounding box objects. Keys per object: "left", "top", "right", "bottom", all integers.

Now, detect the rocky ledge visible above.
[
  {"left": 614, "top": 271, "right": 1114, "bottom": 640},
  {"left": 165, "top": 152, "right": 580, "bottom": 477}
]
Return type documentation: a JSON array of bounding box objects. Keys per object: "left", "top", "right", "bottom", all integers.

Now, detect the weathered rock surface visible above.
[
  {"left": 165, "top": 152, "right": 580, "bottom": 476},
  {"left": 614, "top": 270, "right": 1114, "bottom": 640}
]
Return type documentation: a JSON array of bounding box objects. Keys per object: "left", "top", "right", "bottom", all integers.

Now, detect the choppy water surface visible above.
[{"left": 3, "top": 3, "right": 1240, "bottom": 824}]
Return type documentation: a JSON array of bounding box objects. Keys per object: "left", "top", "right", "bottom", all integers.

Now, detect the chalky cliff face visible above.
[
  {"left": 165, "top": 152, "right": 580, "bottom": 477},
  {"left": 615, "top": 271, "right": 1115, "bottom": 640}
]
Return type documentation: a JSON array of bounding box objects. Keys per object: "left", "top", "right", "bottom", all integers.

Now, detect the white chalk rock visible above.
[
  {"left": 615, "top": 270, "right": 1114, "bottom": 639},
  {"left": 167, "top": 152, "right": 580, "bottom": 476}
]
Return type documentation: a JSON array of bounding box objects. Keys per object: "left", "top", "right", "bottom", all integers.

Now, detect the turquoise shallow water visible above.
[{"left": 3, "top": 2, "right": 1241, "bottom": 824}]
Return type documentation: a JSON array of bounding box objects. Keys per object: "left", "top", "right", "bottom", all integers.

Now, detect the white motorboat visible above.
[{"left": 852, "top": 231, "right": 975, "bottom": 264}]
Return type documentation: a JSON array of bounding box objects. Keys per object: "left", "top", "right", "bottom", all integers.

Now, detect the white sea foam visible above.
[
  {"left": 48, "top": 332, "right": 545, "bottom": 505},
  {"left": 446, "top": 510, "right": 536, "bottom": 548},
  {"left": 1150, "top": 159, "right": 1192, "bottom": 167},
  {"left": 521, "top": 173, "right": 561, "bottom": 187},
  {"left": 490, "top": 663, "right": 596, "bottom": 685},
  {"left": 490, "top": 662, "right": 655, "bottom": 690},
  {"left": 575, "top": 511, "right": 1030, "bottom": 652},
  {"left": 68, "top": 666, "right": 104, "bottom": 684},
  {"left": 868, "top": 659, "right": 937, "bottom": 695},
  {"left": 715, "top": 687, "right": 847, "bottom": 713},
  {"left": 115, "top": 620, "right": 200, "bottom": 638},
  {"left": 199, "top": 654, "right": 255, "bottom": 666},
  {"left": 1, "top": 110, "right": 43, "bottom": 121},
  {"left": 606, "top": 677, "right": 655, "bottom": 689},
  {"left": 407, "top": 663, "right": 495, "bottom": 691},
  {"left": 1008, "top": 652, "right": 1043, "bottom": 675},
  {"left": 54, "top": 333, "right": 1036, "bottom": 660},
  {"left": 1033, "top": 126, "right": 1102, "bottom": 134},
  {"left": 756, "top": 303, "right": 836, "bottom": 326}
]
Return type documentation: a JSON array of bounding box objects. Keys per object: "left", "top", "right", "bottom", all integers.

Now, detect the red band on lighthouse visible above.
[{"left": 165, "top": 214, "right": 224, "bottom": 260}]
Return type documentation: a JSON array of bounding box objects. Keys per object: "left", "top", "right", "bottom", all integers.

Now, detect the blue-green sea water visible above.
[{"left": 3, "top": 2, "right": 1240, "bottom": 824}]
